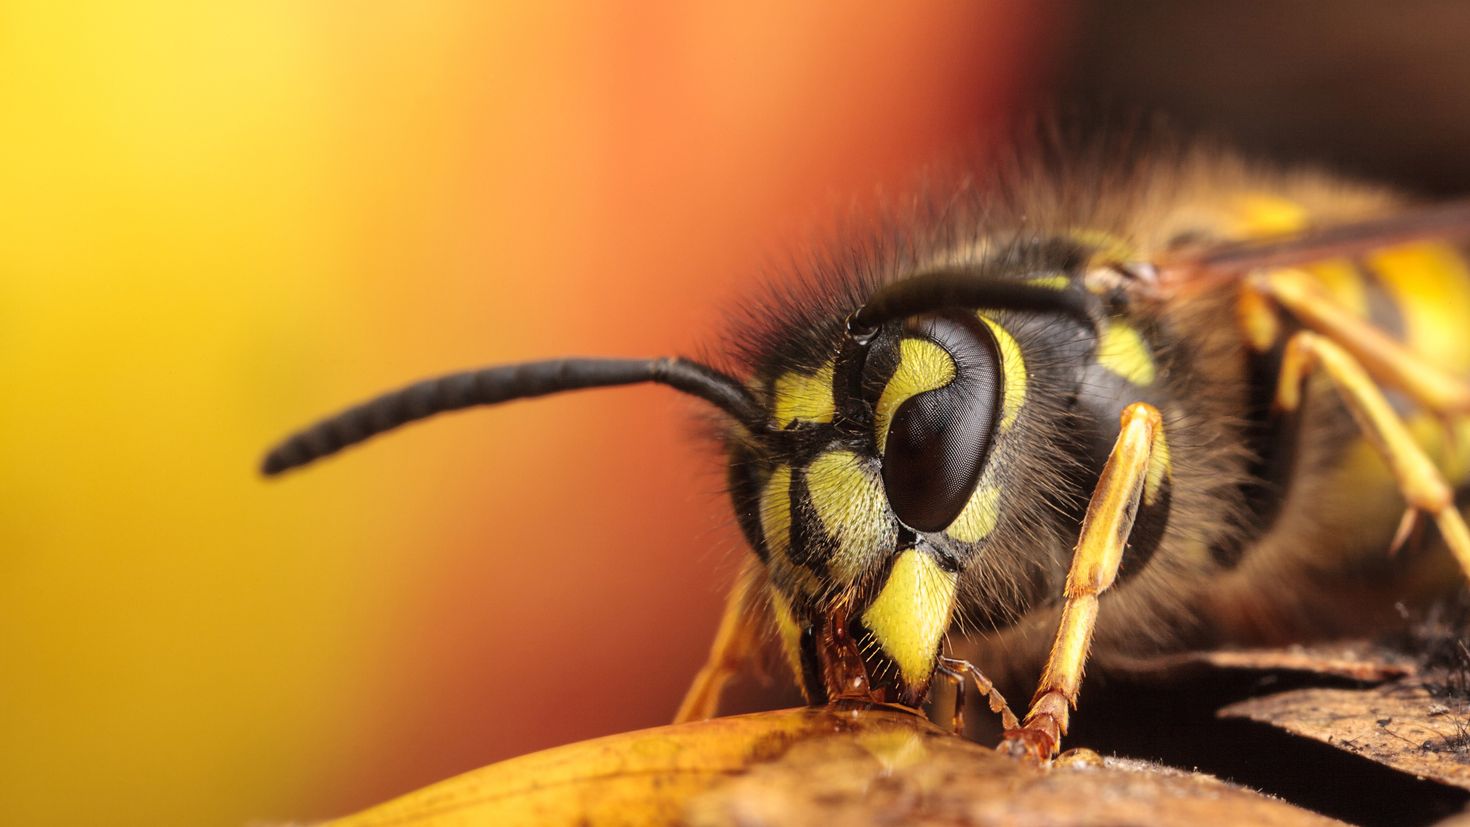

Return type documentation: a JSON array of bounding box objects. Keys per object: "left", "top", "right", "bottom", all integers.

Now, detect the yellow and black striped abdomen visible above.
[
  {"left": 1182, "top": 194, "right": 1470, "bottom": 646},
  {"left": 1213, "top": 194, "right": 1470, "bottom": 497},
  {"left": 1328, "top": 239, "right": 1470, "bottom": 479}
]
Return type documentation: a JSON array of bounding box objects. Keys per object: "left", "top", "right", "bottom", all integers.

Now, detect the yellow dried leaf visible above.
[{"left": 328, "top": 705, "right": 1340, "bottom": 826}]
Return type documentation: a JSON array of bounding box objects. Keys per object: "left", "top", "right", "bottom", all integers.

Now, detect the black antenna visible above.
[
  {"left": 261, "top": 357, "right": 763, "bottom": 476},
  {"left": 847, "top": 268, "right": 1094, "bottom": 341}
]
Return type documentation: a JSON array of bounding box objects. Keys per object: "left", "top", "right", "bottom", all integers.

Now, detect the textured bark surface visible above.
[
  {"left": 1132, "top": 643, "right": 1419, "bottom": 682},
  {"left": 1223, "top": 682, "right": 1470, "bottom": 791}
]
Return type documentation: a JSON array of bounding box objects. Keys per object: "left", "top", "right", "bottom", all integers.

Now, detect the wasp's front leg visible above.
[
  {"left": 675, "top": 559, "right": 764, "bottom": 723},
  {"left": 1001, "top": 402, "right": 1168, "bottom": 760},
  {"left": 937, "top": 655, "right": 1020, "bottom": 734}
]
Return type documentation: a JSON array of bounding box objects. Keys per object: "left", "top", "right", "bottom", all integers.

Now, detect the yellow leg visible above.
[
  {"left": 1254, "top": 269, "right": 1470, "bottom": 415},
  {"left": 674, "top": 559, "right": 764, "bottom": 723},
  {"left": 1001, "top": 402, "right": 1165, "bottom": 759},
  {"left": 1275, "top": 331, "right": 1470, "bottom": 581}
]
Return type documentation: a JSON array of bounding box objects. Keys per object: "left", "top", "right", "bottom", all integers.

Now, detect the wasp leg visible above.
[
  {"left": 1000, "top": 402, "right": 1166, "bottom": 760},
  {"left": 934, "top": 660, "right": 966, "bottom": 733},
  {"left": 1252, "top": 269, "right": 1470, "bottom": 416},
  {"left": 1275, "top": 331, "right": 1470, "bottom": 581},
  {"left": 938, "top": 655, "right": 1019, "bottom": 733},
  {"left": 674, "top": 559, "right": 764, "bottom": 723}
]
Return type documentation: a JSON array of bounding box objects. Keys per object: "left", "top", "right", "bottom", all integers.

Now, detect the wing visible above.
[{"left": 1152, "top": 198, "right": 1470, "bottom": 299}]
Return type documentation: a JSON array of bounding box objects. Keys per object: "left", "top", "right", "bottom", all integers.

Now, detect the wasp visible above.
[{"left": 262, "top": 142, "right": 1470, "bottom": 760}]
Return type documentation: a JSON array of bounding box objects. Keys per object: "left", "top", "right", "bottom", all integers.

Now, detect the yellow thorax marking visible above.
[
  {"left": 806, "top": 450, "right": 889, "bottom": 584},
  {"left": 875, "top": 339, "right": 955, "bottom": 455},
  {"left": 1097, "top": 320, "right": 1157, "bottom": 386},
  {"left": 1233, "top": 193, "right": 1308, "bottom": 237},
  {"left": 773, "top": 361, "right": 835, "bottom": 428},
  {"left": 947, "top": 484, "right": 1000, "bottom": 544},
  {"left": 759, "top": 465, "right": 819, "bottom": 595},
  {"left": 979, "top": 314, "right": 1025, "bottom": 430},
  {"left": 861, "top": 549, "right": 957, "bottom": 690}
]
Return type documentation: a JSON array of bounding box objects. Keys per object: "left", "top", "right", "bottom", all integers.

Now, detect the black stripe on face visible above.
[
  {"left": 787, "top": 466, "right": 832, "bottom": 580},
  {"left": 727, "top": 443, "right": 769, "bottom": 561}
]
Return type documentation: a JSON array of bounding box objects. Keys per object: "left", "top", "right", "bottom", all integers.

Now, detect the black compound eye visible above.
[{"left": 878, "top": 315, "right": 1002, "bottom": 532}]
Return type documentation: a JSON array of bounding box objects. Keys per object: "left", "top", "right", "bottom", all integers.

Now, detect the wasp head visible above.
[
  {"left": 725, "top": 273, "right": 1076, "bottom": 707},
  {"left": 262, "top": 264, "right": 1084, "bottom": 711}
]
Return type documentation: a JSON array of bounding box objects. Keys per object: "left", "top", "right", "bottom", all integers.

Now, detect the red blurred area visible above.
[
  {"left": 0, "top": 4, "right": 1057, "bottom": 825},
  {"left": 322, "top": 3, "right": 1055, "bottom": 814}
]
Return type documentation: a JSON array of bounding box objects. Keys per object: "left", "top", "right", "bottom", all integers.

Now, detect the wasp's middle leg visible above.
[
  {"left": 1255, "top": 268, "right": 1470, "bottom": 417},
  {"left": 1000, "top": 402, "right": 1168, "bottom": 760},
  {"left": 1275, "top": 330, "right": 1470, "bottom": 580}
]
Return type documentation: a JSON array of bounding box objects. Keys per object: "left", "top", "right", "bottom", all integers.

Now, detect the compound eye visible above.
[{"left": 877, "top": 315, "right": 1002, "bottom": 533}]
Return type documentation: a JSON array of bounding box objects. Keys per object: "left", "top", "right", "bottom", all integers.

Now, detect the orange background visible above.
[{"left": 0, "top": 4, "right": 1053, "bottom": 824}]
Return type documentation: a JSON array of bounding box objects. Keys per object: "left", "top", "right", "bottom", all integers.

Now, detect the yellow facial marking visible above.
[
  {"left": 759, "top": 464, "right": 818, "bottom": 595},
  {"left": 1144, "top": 428, "right": 1171, "bottom": 507},
  {"left": 875, "top": 338, "right": 955, "bottom": 455},
  {"left": 768, "top": 587, "right": 805, "bottom": 688},
  {"left": 979, "top": 315, "right": 1025, "bottom": 430},
  {"left": 861, "top": 549, "right": 957, "bottom": 691},
  {"left": 806, "top": 450, "right": 889, "bottom": 584},
  {"left": 947, "top": 484, "right": 1000, "bottom": 544},
  {"left": 772, "top": 361, "right": 835, "bottom": 428},
  {"left": 759, "top": 465, "right": 792, "bottom": 557},
  {"left": 1097, "top": 320, "right": 1157, "bottom": 386}
]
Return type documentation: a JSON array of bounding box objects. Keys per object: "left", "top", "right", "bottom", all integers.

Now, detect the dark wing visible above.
[{"left": 1153, "top": 198, "right": 1470, "bottom": 298}]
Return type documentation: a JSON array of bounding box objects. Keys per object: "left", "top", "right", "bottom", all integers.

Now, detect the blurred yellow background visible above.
[{"left": 0, "top": 3, "right": 1045, "bottom": 824}]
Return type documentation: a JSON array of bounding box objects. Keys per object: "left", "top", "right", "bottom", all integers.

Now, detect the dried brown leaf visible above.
[
  {"left": 1113, "top": 642, "right": 1417, "bottom": 683},
  {"left": 1222, "top": 681, "right": 1470, "bottom": 791},
  {"left": 1189, "top": 644, "right": 1417, "bottom": 681}
]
